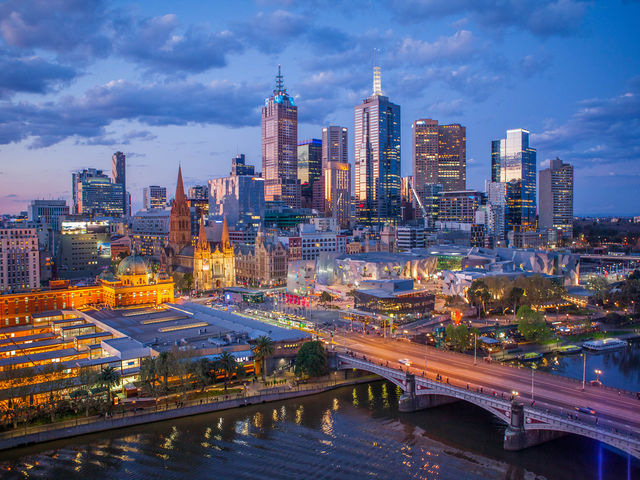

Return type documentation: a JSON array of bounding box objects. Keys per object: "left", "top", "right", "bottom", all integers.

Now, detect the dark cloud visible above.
[
  {"left": 0, "top": 53, "right": 76, "bottom": 97},
  {"left": 534, "top": 78, "right": 640, "bottom": 166},
  {"left": 389, "top": 0, "right": 589, "bottom": 37},
  {"left": 115, "top": 14, "right": 244, "bottom": 73},
  {"left": 0, "top": 79, "right": 265, "bottom": 148},
  {"left": 0, "top": 0, "right": 112, "bottom": 59}
]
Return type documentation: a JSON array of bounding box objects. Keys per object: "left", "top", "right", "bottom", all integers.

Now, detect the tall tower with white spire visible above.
[
  {"left": 353, "top": 55, "right": 401, "bottom": 227},
  {"left": 262, "top": 65, "right": 300, "bottom": 208}
]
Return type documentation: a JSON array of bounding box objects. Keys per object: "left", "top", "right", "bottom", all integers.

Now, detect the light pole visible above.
[
  {"left": 595, "top": 369, "right": 602, "bottom": 383},
  {"left": 582, "top": 353, "right": 586, "bottom": 390},
  {"left": 531, "top": 366, "right": 535, "bottom": 402},
  {"left": 473, "top": 332, "right": 477, "bottom": 365}
]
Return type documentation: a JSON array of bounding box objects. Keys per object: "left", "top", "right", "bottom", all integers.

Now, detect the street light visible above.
[
  {"left": 594, "top": 369, "right": 602, "bottom": 383},
  {"left": 581, "top": 353, "right": 587, "bottom": 390}
]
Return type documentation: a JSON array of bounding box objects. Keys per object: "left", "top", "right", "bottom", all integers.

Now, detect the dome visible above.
[{"left": 117, "top": 254, "right": 149, "bottom": 277}]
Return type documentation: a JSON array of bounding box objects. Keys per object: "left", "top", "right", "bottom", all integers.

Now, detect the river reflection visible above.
[{"left": 0, "top": 381, "right": 637, "bottom": 480}]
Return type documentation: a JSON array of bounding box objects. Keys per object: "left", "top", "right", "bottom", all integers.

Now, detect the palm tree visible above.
[
  {"left": 156, "top": 351, "right": 174, "bottom": 393},
  {"left": 139, "top": 357, "right": 159, "bottom": 397},
  {"left": 216, "top": 352, "right": 238, "bottom": 392},
  {"left": 98, "top": 366, "right": 120, "bottom": 405},
  {"left": 253, "top": 335, "right": 274, "bottom": 382}
]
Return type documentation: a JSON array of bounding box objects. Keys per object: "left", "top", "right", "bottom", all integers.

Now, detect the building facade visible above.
[
  {"left": 438, "top": 191, "right": 485, "bottom": 224},
  {"left": 168, "top": 166, "right": 191, "bottom": 253},
  {"left": 27, "top": 200, "right": 69, "bottom": 231},
  {"left": 143, "top": 186, "right": 167, "bottom": 210},
  {"left": 232, "top": 154, "right": 255, "bottom": 176},
  {"left": 0, "top": 227, "right": 40, "bottom": 293},
  {"left": 72, "top": 169, "right": 124, "bottom": 217},
  {"left": 323, "top": 161, "right": 351, "bottom": 228},
  {"left": 322, "top": 126, "right": 348, "bottom": 168},
  {"left": 192, "top": 217, "right": 235, "bottom": 291},
  {"left": 235, "top": 229, "right": 287, "bottom": 287},
  {"left": 131, "top": 209, "right": 170, "bottom": 257},
  {"left": 56, "top": 221, "right": 111, "bottom": 279},
  {"left": 539, "top": 157, "right": 574, "bottom": 239},
  {"left": 209, "top": 162, "right": 264, "bottom": 228},
  {"left": 354, "top": 67, "right": 401, "bottom": 227},
  {"left": 262, "top": 66, "right": 300, "bottom": 208}
]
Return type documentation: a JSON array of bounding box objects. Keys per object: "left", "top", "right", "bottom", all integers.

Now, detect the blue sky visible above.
[{"left": 0, "top": 0, "right": 639, "bottom": 215}]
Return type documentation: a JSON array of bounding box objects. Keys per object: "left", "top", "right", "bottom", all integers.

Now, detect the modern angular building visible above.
[
  {"left": 209, "top": 157, "right": 265, "bottom": 228},
  {"left": 262, "top": 66, "right": 300, "bottom": 208},
  {"left": 112, "top": 151, "right": 127, "bottom": 216},
  {"left": 72, "top": 168, "right": 125, "bottom": 217},
  {"left": 354, "top": 65, "right": 401, "bottom": 227},
  {"left": 143, "top": 185, "right": 167, "bottom": 210},
  {"left": 539, "top": 157, "right": 574, "bottom": 239},
  {"left": 297, "top": 138, "right": 322, "bottom": 209},
  {"left": 412, "top": 119, "right": 466, "bottom": 194},
  {"left": 322, "top": 126, "right": 348, "bottom": 168},
  {"left": 492, "top": 129, "right": 537, "bottom": 234}
]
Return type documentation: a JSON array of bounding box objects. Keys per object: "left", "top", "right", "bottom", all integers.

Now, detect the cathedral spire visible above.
[
  {"left": 196, "top": 215, "right": 208, "bottom": 251},
  {"left": 221, "top": 216, "right": 231, "bottom": 250},
  {"left": 175, "top": 165, "right": 186, "bottom": 206}
]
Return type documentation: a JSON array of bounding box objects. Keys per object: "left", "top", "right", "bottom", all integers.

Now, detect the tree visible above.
[
  {"left": 467, "top": 280, "right": 490, "bottom": 317},
  {"left": 516, "top": 305, "right": 552, "bottom": 343},
  {"left": 253, "top": 335, "right": 275, "bottom": 382},
  {"left": 190, "top": 358, "right": 215, "bottom": 393},
  {"left": 216, "top": 351, "right": 238, "bottom": 392},
  {"left": 506, "top": 287, "right": 525, "bottom": 317},
  {"left": 587, "top": 275, "right": 610, "bottom": 304},
  {"left": 445, "top": 324, "right": 472, "bottom": 352},
  {"left": 97, "top": 366, "right": 120, "bottom": 405},
  {"left": 156, "top": 351, "right": 174, "bottom": 393},
  {"left": 139, "top": 357, "right": 160, "bottom": 397},
  {"left": 319, "top": 291, "right": 333, "bottom": 303},
  {"left": 295, "top": 341, "right": 327, "bottom": 377}
]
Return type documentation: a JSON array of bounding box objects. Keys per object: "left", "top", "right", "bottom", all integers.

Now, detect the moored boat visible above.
[
  {"left": 582, "top": 338, "right": 627, "bottom": 352},
  {"left": 557, "top": 344, "right": 582, "bottom": 354}
]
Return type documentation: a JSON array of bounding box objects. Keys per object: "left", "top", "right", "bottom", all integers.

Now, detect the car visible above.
[
  {"left": 398, "top": 358, "right": 412, "bottom": 366},
  {"left": 575, "top": 406, "right": 596, "bottom": 415}
]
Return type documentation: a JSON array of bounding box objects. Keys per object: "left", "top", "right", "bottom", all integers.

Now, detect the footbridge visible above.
[{"left": 336, "top": 353, "right": 640, "bottom": 459}]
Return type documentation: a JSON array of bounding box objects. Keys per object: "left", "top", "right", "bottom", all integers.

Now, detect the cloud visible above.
[
  {"left": 0, "top": 0, "right": 112, "bottom": 59},
  {"left": 4, "top": 193, "right": 17, "bottom": 197},
  {"left": 115, "top": 15, "right": 244, "bottom": 73},
  {"left": 389, "top": 0, "right": 589, "bottom": 37},
  {"left": 0, "top": 79, "right": 265, "bottom": 148},
  {"left": 0, "top": 53, "right": 76, "bottom": 97},
  {"left": 427, "top": 98, "right": 465, "bottom": 116},
  {"left": 396, "top": 30, "right": 478, "bottom": 65},
  {"left": 534, "top": 78, "right": 640, "bottom": 166},
  {"left": 237, "top": 9, "right": 308, "bottom": 53}
]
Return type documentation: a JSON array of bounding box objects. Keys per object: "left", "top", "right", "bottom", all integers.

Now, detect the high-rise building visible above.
[
  {"left": 492, "top": 129, "right": 537, "bottom": 234},
  {"left": 56, "top": 221, "right": 111, "bottom": 279},
  {"left": 209, "top": 157, "right": 265, "bottom": 228},
  {"left": 72, "top": 168, "right": 125, "bottom": 217},
  {"left": 539, "top": 157, "right": 574, "bottom": 238},
  {"left": 262, "top": 65, "right": 300, "bottom": 208},
  {"left": 491, "top": 140, "right": 501, "bottom": 183},
  {"left": 323, "top": 161, "right": 351, "bottom": 228},
  {"left": 322, "top": 126, "right": 348, "bottom": 168},
  {"left": 487, "top": 182, "right": 507, "bottom": 244},
  {"left": 297, "top": 138, "right": 322, "bottom": 209},
  {"left": 188, "top": 185, "right": 209, "bottom": 201},
  {"left": 400, "top": 176, "right": 415, "bottom": 221},
  {"left": 168, "top": 166, "right": 191, "bottom": 252},
  {"left": 112, "top": 151, "right": 127, "bottom": 216},
  {"left": 438, "top": 191, "right": 485, "bottom": 224},
  {"left": 412, "top": 119, "right": 466, "bottom": 197},
  {"left": 0, "top": 227, "right": 40, "bottom": 293},
  {"left": 231, "top": 154, "right": 255, "bottom": 176},
  {"left": 354, "top": 64, "right": 401, "bottom": 227},
  {"left": 143, "top": 186, "right": 167, "bottom": 210},
  {"left": 27, "top": 199, "right": 69, "bottom": 231}
]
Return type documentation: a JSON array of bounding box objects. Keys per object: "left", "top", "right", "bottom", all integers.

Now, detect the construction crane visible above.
[{"left": 408, "top": 178, "right": 429, "bottom": 229}]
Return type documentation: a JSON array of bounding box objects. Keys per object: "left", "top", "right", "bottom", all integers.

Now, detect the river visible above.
[{"left": 1, "top": 380, "right": 637, "bottom": 480}]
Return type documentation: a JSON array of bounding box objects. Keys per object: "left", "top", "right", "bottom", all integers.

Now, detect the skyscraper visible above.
[
  {"left": 322, "top": 126, "right": 348, "bottom": 168},
  {"left": 412, "top": 119, "right": 466, "bottom": 195},
  {"left": 492, "top": 129, "right": 537, "bottom": 233},
  {"left": 354, "top": 64, "right": 401, "bottom": 227},
  {"left": 231, "top": 154, "right": 255, "bottom": 176},
  {"left": 539, "top": 157, "right": 574, "bottom": 238},
  {"left": 72, "top": 168, "right": 125, "bottom": 217},
  {"left": 262, "top": 65, "right": 300, "bottom": 208},
  {"left": 297, "top": 138, "right": 322, "bottom": 209},
  {"left": 112, "top": 151, "right": 127, "bottom": 216}
]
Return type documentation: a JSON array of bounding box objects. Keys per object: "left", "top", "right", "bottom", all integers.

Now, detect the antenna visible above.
[
  {"left": 274, "top": 64, "right": 286, "bottom": 95},
  {"left": 373, "top": 48, "right": 382, "bottom": 96}
]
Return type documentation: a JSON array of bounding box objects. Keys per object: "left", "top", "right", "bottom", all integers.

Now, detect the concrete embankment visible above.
[{"left": 0, "top": 376, "right": 377, "bottom": 452}]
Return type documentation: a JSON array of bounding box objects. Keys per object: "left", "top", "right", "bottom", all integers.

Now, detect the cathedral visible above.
[{"left": 165, "top": 166, "right": 235, "bottom": 291}]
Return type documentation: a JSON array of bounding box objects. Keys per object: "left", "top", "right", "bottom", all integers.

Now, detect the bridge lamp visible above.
[
  {"left": 511, "top": 390, "right": 519, "bottom": 398},
  {"left": 594, "top": 369, "right": 602, "bottom": 382}
]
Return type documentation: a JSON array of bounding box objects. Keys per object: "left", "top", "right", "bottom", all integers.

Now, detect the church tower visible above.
[
  {"left": 193, "top": 215, "right": 212, "bottom": 291},
  {"left": 211, "top": 216, "right": 235, "bottom": 288},
  {"left": 169, "top": 166, "right": 191, "bottom": 252}
]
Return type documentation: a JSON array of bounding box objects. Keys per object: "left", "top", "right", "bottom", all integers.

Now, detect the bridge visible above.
[{"left": 326, "top": 333, "right": 640, "bottom": 459}]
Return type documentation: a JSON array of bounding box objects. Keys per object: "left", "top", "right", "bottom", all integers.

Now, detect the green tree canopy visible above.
[
  {"left": 516, "top": 305, "right": 552, "bottom": 343},
  {"left": 253, "top": 335, "right": 275, "bottom": 381},
  {"left": 444, "top": 324, "right": 478, "bottom": 352},
  {"left": 295, "top": 341, "right": 327, "bottom": 377}
]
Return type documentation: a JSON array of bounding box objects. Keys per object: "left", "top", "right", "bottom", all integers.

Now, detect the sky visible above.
[{"left": 0, "top": 0, "right": 639, "bottom": 216}]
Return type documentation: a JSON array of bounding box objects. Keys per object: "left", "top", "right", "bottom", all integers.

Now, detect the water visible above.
[
  {"left": 513, "top": 341, "right": 640, "bottom": 392},
  {"left": 1, "top": 382, "right": 637, "bottom": 480}
]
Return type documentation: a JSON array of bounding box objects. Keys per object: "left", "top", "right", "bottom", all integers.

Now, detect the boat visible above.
[
  {"left": 520, "top": 352, "right": 543, "bottom": 362},
  {"left": 582, "top": 338, "right": 628, "bottom": 352},
  {"left": 557, "top": 344, "right": 582, "bottom": 355}
]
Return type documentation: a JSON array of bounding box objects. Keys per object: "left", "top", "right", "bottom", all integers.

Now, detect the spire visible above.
[
  {"left": 373, "top": 49, "right": 382, "bottom": 96},
  {"left": 274, "top": 64, "right": 286, "bottom": 95},
  {"left": 221, "top": 215, "right": 231, "bottom": 250},
  {"left": 196, "top": 215, "right": 208, "bottom": 250},
  {"left": 175, "top": 165, "right": 185, "bottom": 205}
]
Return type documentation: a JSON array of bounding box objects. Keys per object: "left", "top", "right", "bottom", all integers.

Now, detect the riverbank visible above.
[{"left": 0, "top": 374, "right": 379, "bottom": 452}]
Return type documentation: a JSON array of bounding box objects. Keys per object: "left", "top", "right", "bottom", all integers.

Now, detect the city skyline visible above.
[{"left": 0, "top": 1, "right": 639, "bottom": 216}]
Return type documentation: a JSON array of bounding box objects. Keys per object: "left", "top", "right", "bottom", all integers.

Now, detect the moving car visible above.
[
  {"left": 398, "top": 358, "right": 412, "bottom": 366},
  {"left": 575, "top": 406, "right": 597, "bottom": 415}
]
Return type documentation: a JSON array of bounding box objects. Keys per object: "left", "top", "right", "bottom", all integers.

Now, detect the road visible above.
[{"left": 326, "top": 331, "right": 640, "bottom": 435}]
